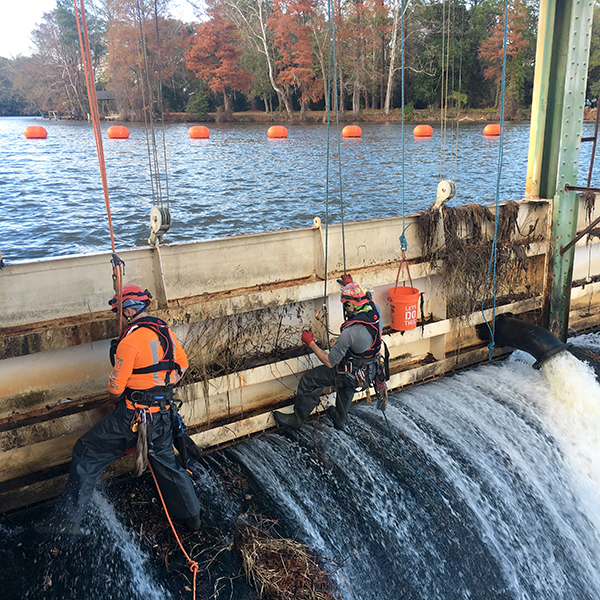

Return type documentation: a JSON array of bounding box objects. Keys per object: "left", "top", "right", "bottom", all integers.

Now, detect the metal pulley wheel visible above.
[
  {"left": 148, "top": 205, "right": 172, "bottom": 245},
  {"left": 431, "top": 180, "right": 457, "bottom": 210}
]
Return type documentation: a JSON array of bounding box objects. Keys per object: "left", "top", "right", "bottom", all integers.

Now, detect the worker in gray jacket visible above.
[{"left": 274, "top": 282, "right": 382, "bottom": 430}]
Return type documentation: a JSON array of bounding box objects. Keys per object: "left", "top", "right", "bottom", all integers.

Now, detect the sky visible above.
[{"left": 0, "top": 0, "right": 198, "bottom": 59}]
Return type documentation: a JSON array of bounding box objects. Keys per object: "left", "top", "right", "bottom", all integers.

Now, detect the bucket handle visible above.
[{"left": 393, "top": 251, "right": 414, "bottom": 294}]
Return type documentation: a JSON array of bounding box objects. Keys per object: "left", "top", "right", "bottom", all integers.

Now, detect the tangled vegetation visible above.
[
  {"left": 416, "top": 201, "right": 541, "bottom": 320},
  {"left": 181, "top": 303, "right": 310, "bottom": 391},
  {"left": 234, "top": 513, "right": 341, "bottom": 600}
]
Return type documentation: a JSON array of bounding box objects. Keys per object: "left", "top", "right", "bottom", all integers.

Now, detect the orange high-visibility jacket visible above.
[{"left": 108, "top": 326, "right": 188, "bottom": 395}]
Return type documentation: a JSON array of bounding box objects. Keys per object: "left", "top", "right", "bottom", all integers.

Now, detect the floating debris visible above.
[{"left": 233, "top": 513, "right": 341, "bottom": 600}]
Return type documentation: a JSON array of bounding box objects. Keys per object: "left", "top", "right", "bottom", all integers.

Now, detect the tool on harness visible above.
[
  {"left": 315, "top": 305, "right": 328, "bottom": 321},
  {"left": 131, "top": 407, "right": 150, "bottom": 477}
]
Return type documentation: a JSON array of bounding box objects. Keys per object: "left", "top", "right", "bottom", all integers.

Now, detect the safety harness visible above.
[
  {"left": 337, "top": 302, "right": 386, "bottom": 393},
  {"left": 110, "top": 316, "right": 182, "bottom": 415},
  {"left": 340, "top": 301, "right": 382, "bottom": 362}
]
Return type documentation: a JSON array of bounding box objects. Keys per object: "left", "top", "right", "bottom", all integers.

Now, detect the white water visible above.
[
  {"left": 541, "top": 351, "right": 600, "bottom": 492},
  {"left": 92, "top": 492, "right": 172, "bottom": 600},
  {"left": 227, "top": 345, "right": 600, "bottom": 599}
]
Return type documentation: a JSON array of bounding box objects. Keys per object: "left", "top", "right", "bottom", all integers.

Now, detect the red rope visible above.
[
  {"left": 394, "top": 251, "right": 414, "bottom": 293},
  {"left": 148, "top": 463, "right": 199, "bottom": 599},
  {"left": 73, "top": 0, "right": 124, "bottom": 331},
  {"left": 73, "top": 0, "right": 117, "bottom": 255}
]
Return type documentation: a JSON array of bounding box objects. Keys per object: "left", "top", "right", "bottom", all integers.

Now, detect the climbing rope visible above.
[
  {"left": 440, "top": 0, "right": 448, "bottom": 180},
  {"left": 400, "top": 0, "right": 406, "bottom": 240},
  {"left": 321, "top": 0, "right": 348, "bottom": 347},
  {"left": 450, "top": 4, "right": 465, "bottom": 183},
  {"left": 148, "top": 462, "right": 199, "bottom": 600},
  {"left": 135, "top": 0, "right": 172, "bottom": 246},
  {"left": 73, "top": 0, "right": 125, "bottom": 331},
  {"left": 481, "top": 2, "right": 509, "bottom": 360}
]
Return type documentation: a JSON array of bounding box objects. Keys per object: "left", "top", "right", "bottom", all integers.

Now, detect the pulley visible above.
[
  {"left": 431, "top": 180, "right": 456, "bottom": 211},
  {"left": 148, "top": 206, "right": 171, "bottom": 246}
]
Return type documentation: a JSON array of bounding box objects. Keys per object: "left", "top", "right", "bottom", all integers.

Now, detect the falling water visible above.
[
  {"left": 221, "top": 349, "right": 600, "bottom": 600},
  {"left": 3, "top": 336, "right": 600, "bottom": 599}
]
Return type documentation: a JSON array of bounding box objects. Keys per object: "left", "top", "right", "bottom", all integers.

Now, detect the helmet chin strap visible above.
[{"left": 125, "top": 305, "right": 147, "bottom": 324}]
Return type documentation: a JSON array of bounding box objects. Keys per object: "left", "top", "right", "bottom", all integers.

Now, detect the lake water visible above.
[{"left": 1, "top": 116, "right": 598, "bottom": 263}]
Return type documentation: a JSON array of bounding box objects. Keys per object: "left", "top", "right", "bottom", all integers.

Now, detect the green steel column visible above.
[
  {"left": 526, "top": 0, "right": 555, "bottom": 199},
  {"left": 525, "top": 0, "right": 594, "bottom": 341}
]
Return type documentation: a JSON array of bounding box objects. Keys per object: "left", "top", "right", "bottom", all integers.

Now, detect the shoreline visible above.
[{"left": 6, "top": 106, "right": 598, "bottom": 124}]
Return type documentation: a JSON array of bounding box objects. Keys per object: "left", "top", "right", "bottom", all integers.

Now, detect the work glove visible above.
[
  {"left": 301, "top": 329, "right": 315, "bottom": 346},
  {"left": 109, "top": 338, "right": 119, "bottom": 367}
]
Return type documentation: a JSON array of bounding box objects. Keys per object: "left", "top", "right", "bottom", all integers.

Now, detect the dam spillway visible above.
[{"left": 2, "top": 334, "right": 600, "bottom": 599}]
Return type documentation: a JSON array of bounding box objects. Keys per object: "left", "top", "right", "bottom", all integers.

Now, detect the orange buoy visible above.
[
  {"left": 268, "top": 125, "right": 288, "bottom": 139},
  {"left": 483, "top": 124, "right": 503, "bottom": 137},
  {"left": 189, "top": 125, "right": 210, "bottom": 139},
  {"left": 24, "top": 126, "right": 47, "bottom": 139},
  {"left": 107, "top": 126, "right": 130, "bottom": 139},
  {"left": 342, "top": 125, "right": 362, "bottom": 138},
  {"left": 413, "top": 124, "right": 433, "bottom": 138}
]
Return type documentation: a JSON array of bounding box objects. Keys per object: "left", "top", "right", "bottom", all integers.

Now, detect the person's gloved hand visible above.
[
  {"left": 337, "top": 273, "right": 353, "bottom": 286},
  {"left": 301, "top": 329, "right": 315, "bottom": 346},
  {"left": 109, "top": 339, "right": 119, "bottom": 367}
]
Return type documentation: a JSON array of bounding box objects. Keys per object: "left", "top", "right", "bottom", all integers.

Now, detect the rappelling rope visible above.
[
  {"left": 148, "top": 462, "right": 199, "bottom": 599},
  {"left": 320, "top": 0, "right": 348, "bottom": 346},
  {"left": 135, "top": 0, "right": 166, "bottom": 211},
  {"left": 440, "top": 0, "right": 449, "bottom": 180},
  {"left": 153, "top": 0, "right": 170, "bottom": 209},
  {"left": 450, "top": 5, "right": 465, "bottom": 183},
  {"left": 73, "top": 0, "right": 124, "bottom": 332},
  {"left": 481, "top": 2, "right": 509, "bottom": 360}
]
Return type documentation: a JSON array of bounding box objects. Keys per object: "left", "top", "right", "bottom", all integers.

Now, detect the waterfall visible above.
[
  {"left": 222, "top": 344, "right": 600, "bottom": 599},
  {"left": 3, "top": 336, "right": 600, "bottom": 599}
]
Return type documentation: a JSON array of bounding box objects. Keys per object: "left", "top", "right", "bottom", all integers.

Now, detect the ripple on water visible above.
[{"left": 2, "top": 117, "right": 598, "bottom": 262}]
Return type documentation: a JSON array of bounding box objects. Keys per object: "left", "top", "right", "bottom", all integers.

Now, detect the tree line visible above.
[{"left": 0, "top": 0, "right": 598, "bottom": 122}]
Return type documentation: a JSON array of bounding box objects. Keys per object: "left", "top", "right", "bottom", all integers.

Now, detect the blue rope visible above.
[
  {"left": 481, "top": 3, "right": 509, "bottom": 361},
  {"left": 323, "top": 0, "right": 334, "bottom": 348},
  {"left": 400, "top": 0, "right": 406, "bottom": 239}
]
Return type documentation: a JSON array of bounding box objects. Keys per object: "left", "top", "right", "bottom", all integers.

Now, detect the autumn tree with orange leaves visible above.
[
  {"left": 267, "top": 0, "right": 323, "bottom": 120},
  {"left": 105, "top": 0, "right": 185, "bottom": 120},
  {"left": 185, "top": 14, "right": 252, "bottom": 115},
  {"left": 479, "top": 0, "right": 531, "bottom": 119}
]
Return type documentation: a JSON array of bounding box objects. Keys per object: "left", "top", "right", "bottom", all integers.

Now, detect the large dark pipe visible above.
[{"left": 476, "top": 314, "right": 571, "bottom": 369}]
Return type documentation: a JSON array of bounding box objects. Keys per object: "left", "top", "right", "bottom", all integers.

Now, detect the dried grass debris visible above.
[{"left": 233, "top": 514, "right": 341, "bottom": 600}]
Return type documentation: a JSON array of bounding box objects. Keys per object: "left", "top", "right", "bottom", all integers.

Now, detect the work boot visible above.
[
  {"left": 184, "top": 511, "right": 202, "bottom": 531},
  {"left": 273, "top": 408, "right": 310, "bottom": 430},
  {"left": 326, "top": 406, "right": 347, "bottom": 430}
]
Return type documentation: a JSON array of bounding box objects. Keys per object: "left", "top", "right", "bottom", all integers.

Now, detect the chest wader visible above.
[{"left": 62, "top": 320, "right": 200, "bottom": 527}]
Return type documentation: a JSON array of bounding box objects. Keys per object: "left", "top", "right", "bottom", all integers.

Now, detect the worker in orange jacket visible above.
[{"left": 53, "top": 285, "right": 201, "bottom": 535}]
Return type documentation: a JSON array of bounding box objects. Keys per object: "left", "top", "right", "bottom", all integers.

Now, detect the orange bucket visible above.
[{"left": 388, "top": 286, "right": 420, "bottom": 331}]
